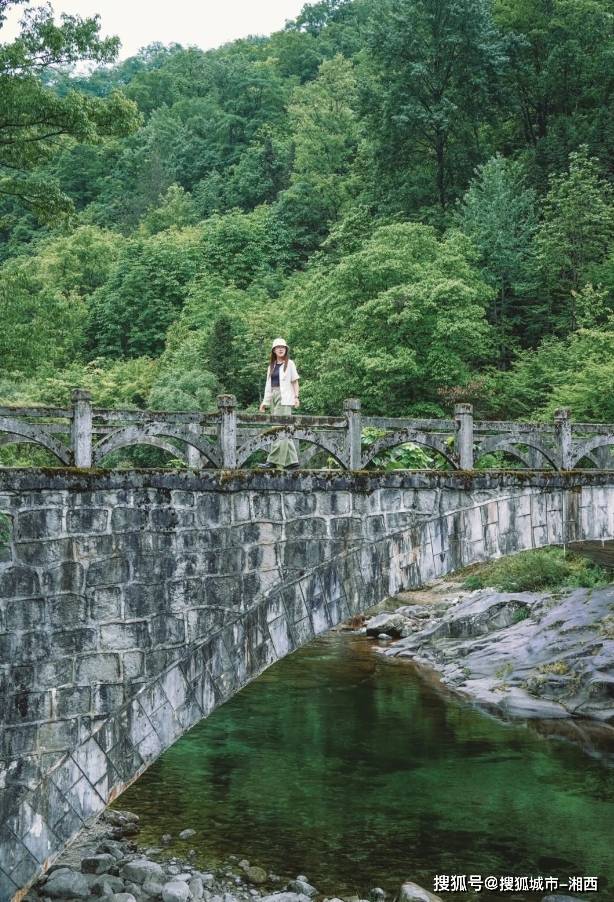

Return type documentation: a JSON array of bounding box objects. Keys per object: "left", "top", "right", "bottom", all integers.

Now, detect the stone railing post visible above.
[
  {"left": 555, "top": 407, "right": 572, "bottom": 469},
  {"left": 186, "top": 424, "right": 201, "bottom": 469},
  {"left": 344, "top": 398, "right": 362, "bottom": 470},
  {"left": 71, "top": 389, "right": 92, "bottom": 468},
  {"left": 454, "top": 403, "right": 474, "bottom": 469},
  {"left": 217, "top": 394, "right": 237, "bottom": 469}
]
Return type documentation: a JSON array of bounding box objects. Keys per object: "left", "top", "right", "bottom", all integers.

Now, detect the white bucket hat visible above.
[{"left": 271, "top": 337, "right": 288, "bottom": 350}]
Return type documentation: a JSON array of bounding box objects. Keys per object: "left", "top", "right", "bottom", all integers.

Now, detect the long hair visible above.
[{"left": 269, "top": 346, "right": 289, "bottom": 374}]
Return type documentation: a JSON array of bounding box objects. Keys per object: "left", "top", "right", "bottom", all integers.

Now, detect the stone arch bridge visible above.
[{"left": 2, "top": 468, "right": 614, "bottom": 899}]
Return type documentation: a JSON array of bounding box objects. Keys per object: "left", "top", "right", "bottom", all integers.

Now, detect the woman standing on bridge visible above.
[{"left": 258, "top": 338, "right": 300, "bottom": 469}]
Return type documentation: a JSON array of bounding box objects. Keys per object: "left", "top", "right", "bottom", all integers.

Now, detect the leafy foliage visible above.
[
  {"left": 462, "top": 548, "right": 609, "bottom": 592},
  {"left": 0, "top": 0, "right": 613, "bottom": 445}
]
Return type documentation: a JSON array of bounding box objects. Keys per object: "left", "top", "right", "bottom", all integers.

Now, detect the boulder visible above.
[
  {"left": 288, "top": 881, "right": 316, "bottom": 898},
  {"left": 91, "top": 876, "right": 126, "bottom": 896},
  {"left": 189, "top": 877, "right": 204, "bottom": 900},
  {"left": 44, "top": 868, "right": 91, "bottom": 899},
  {"left": 142, "top": 881, "right": 164, "bottom": 899},
  {"left": 261, "top": 894, "right": 312, "bottom": 902},
  {"left": 365, "top": 612, "right": 415, "bottom": 638},
  {"left": 82, "top": 854, "right": 116, "bottom": 875},
  {"left": 244, "top": 867, "right": 267, "bottom": 885},
  {"left": 398, "top": 882, "right": 443, "bottom": 902},
  {"left": 96, "top": 841, "right": 127, "bottom": 861},
  {"left": 121, "top": 860, "right": 165, "bottom": 885},
  {"left": 99, "top": 895, "right": 137, "bottom": 902},
  {"left": 178, "top": 829, "right": 196, "bottom": 840},
  {"left": 162, "top": 882, "right": 191, "bottom": 902}
]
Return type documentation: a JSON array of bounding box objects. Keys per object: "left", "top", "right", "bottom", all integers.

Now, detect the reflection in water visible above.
[{"left": 117, "top": 635, "right": 614, "bottom": 900}]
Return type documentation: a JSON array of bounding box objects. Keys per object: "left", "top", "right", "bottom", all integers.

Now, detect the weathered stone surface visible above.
[
  {"left": 287, "top": 881, "right": 316, "bottom": 898},
  {"left": 364, "top": 611, "right": 415, "bottom": 638},
  {"left": 243, "top": 867, "right": 267, "bottom": 885},
  {"left": 161, "top": 881, "right": 190, "bottom": 902},
  {"left": 43, "top": 867, "right": 91, "bottom": 898},
  {"left": 81, "top": 853, "right": 116, "bottom": 874},
  {"left": 384, "top": 586, "right": 614, "bottom": 722},
  {"left": 91, "top": 875, "right": 126, "bottom": 895},
  {"left": 121, "top": 861, "right": 165, "bottom": 885},
  {"left": 3, "top": 469, "right": 614, "bottom": 896},
  {"left": 261, "top": 894, "right": 312, "bottom": 902},
  {"left": 398, "top": 882, "right": 443, "bottom": 902}
]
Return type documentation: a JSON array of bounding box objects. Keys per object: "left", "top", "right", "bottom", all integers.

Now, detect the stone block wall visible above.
[{"left": 0, "top": 469, "right": 612, "bottom": 900}]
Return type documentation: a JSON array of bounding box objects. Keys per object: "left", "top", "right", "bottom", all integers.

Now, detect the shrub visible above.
[{"left": 462, "top": 548, "right": 609, "bottom": 593}]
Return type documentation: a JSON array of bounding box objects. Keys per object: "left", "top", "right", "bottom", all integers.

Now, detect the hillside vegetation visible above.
[{"left": 1, "top": 0, "right": 614, "bottom": 457}]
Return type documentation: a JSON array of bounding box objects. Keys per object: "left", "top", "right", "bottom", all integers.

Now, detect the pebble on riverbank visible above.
[{"left": 22, "top": 807, "right": 580, "bottom": 902}]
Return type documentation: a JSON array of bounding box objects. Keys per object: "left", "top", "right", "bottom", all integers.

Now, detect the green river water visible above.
[{"left": 116, "top": 633, "right": 614, "bottom": 901}]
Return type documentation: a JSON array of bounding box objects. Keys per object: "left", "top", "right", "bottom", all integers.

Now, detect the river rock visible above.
[
  {"left": 44, "top": 868, "right": 91, "bottom": 899},
  {"left": 261, "top": 893, "right": 312, "bottom": 902},
  {"left": 121, "top": 860, "right": 165, "bottom": 885},
  {"left": 99, "top": 895, "right": 137, "bottom": 902},
  {"left": 365, "top": 611, "right": 416, "bottom": 638},
  {"left": 97, "top": 841, "right": 128, "bottom": 860},
  {"left": 82, "top": 854, "right": 117, "bottom": 875},
  {"left": 104, "top": 811, "right": 140, "bottom": 827},
  {"left": 369, "top": 889, "right": 386, "bottom": 901},
  {"left": 244, "top": 866, "right": 267, "bottom": 885},
  {"left": 398, "top": 882, "right": 443, "bottom": 902},
  {"left": 161, "top": 834, "right": 173, "bottom": 845},
  {"left": 178, "top": 829, "right": 196, "bottom": 840},
  {"left": 142, "top": 880, "right": 164, "bottom": 898},
  {"left": 91, "top": 876, "right": 126, "bottom": 896},
  {"left": 189, "top": 877, "right": 204, "bottom": 900},
  {"left": 162, "top": 881, "right": 191, "bottom": 902},
  {"left": 288, "top": 881, "right": 316, "bottom": 898}
]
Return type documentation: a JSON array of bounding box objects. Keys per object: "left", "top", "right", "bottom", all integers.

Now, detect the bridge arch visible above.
[
  {"left": 236, "top": 428, "right": 347, "bottom": 468},
  {"left": 1, "top": 470, "right": 613, "bottom": 899},
  {"left": 474, "top": 435, "right": 559, "bottom": 469},
  {"left": 93, "top": 425, "right": 221, "bottom": 467},
  {"left": 360, "top": 429, "right": 457, "bottom": 469},
  {"left": 570, "top": 435, "right": 614, "bottom": 469},
  {"left": 0, "top": 417, "right": 71, "bottom": 464}
]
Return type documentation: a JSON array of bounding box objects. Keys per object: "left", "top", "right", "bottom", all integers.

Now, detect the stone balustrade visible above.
[{"left": 1, "top": 392, "right": 614, "bottom": 471}]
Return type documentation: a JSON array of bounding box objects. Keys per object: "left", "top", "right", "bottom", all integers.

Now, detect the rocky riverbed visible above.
[
  {"left": 23, "top": 809, "right": 445, "bottom": 902},
  {"left": 22, "top": 808, "right": 584, "bottom": 902},
  {"left": 366, "top": 580, "right": 614, "bottom": 728}
]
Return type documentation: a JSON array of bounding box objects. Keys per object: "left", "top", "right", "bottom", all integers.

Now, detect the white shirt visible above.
[{"left": 263, "top": 358, "right": 300, "bottom": 406}]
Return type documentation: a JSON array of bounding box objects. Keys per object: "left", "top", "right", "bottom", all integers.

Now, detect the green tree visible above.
[
  {"left": 488, "top": 325, "right": 614, "bottom": 423},
  {"left": 364, "top": 0, "right": 507, "bottom": 214},
  {"left": 87, "top": 227, "right": 204, "bottom": 358},
  {"left": 456, "top": 154, "right": 538, "bottom": 360},
  {"left": 494, "top": 0, "right": 614, "bottom": 176},
  {"left": 534, "top": 146, "right": 614, "bottom": 335},
  {"left": 287, "top": 222, "right": 495, "bottom": 414},
  {"left": 277, "top": 54, "right": 360, "bottom": 256},
  {"left": 0, "top": 0, "right": 140, "bottom": 220},
  {"left": 0, "top": 224, "right": 120, "bottom": 375}
]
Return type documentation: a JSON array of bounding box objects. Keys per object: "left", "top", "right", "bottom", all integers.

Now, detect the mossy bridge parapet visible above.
[
  {"left": 3, "top": 391, "right": 614, "bottom": 471},
  {"left": 1, "top": 468, "right": 614, "bottom": 899}
]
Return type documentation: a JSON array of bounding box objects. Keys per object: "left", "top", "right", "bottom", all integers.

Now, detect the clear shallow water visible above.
[{"left": 116, "top": 634, "right": 614, "bottom": 900}]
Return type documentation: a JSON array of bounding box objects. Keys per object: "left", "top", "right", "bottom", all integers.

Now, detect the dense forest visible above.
[{"left": 1, "top": 0, "right": 614, "bottom": 446}]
